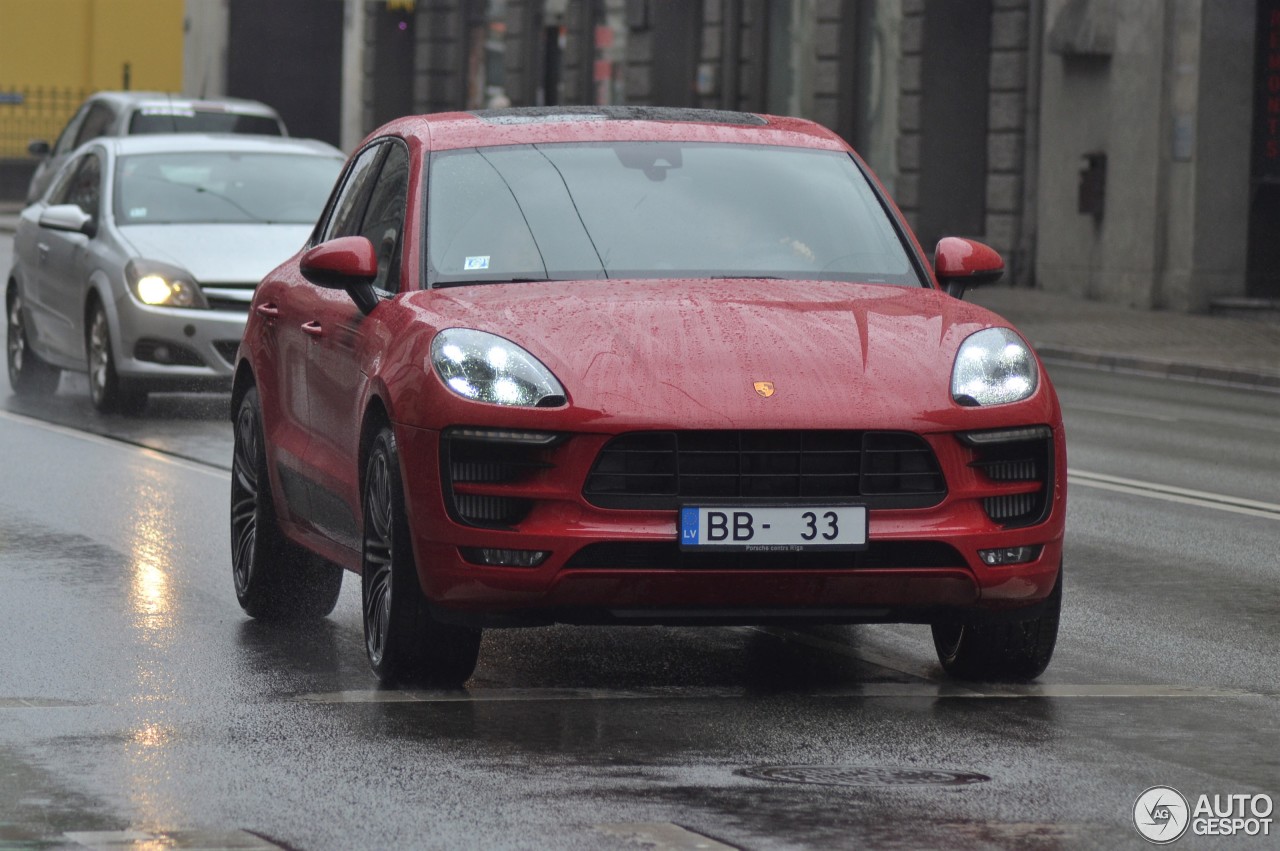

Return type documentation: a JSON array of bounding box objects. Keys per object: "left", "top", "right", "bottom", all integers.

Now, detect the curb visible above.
[{"left": 1035, "top": 346, "right": 1280, "bottom": 394}]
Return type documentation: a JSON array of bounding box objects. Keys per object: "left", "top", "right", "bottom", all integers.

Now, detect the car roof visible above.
[
  {"left": 372, "top": 106, "right": 851, "bottom": 153},
  {"left": 96, "top": 133, "right": 343, "bottom": 158},
  {"left": 87, "top": 90, "right": 283, "bottom": 117}
]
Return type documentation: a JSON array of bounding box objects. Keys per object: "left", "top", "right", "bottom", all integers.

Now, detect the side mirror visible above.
[
  {"left": 39, "top": 204, "right": 97, "bottom": 238},
  {"left": 934, "top": 237, "right": 1004, "bottom": 299},
  {"left": 28, "top": 139, "right": 51, "bottom": 157},
  {"left": 300, "top": 236, "right": 381, "bottom": 314}
]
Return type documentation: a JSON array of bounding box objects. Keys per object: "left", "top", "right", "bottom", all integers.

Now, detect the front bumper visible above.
[
  {"left": 109, "top": 289, "right": 246, "bottom": 387},
  {"left": 394, "top": 422, "right": 1066, "bottom": 628}
]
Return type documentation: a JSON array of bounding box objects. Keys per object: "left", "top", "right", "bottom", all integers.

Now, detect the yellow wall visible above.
[{"left": 0, "top": 0, "right": 184, "bottom": 90}]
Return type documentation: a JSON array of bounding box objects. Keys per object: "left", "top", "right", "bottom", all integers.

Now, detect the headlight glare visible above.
[
  {"left": 952, "top": 327, "right": 1038, "bottom": 406},
  {"left": 432, "top": 328, "right": 565, "bottom": 407},
  {"left": 126, "top": 259, "right": 206, "bottom": 308}
]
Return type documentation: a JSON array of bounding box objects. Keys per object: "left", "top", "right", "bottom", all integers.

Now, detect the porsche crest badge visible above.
[{"left": 754, "top": 381, "right": 776, "bottom": 398}]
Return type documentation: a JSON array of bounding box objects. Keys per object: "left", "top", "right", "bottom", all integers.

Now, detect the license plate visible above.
[{"left": 679, "top": 504, "right": 868, "bottom": 552}]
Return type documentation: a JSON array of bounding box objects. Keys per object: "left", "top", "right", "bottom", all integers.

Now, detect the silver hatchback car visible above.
[{"left": 6, "top": 134, "right": 344, "bottom": 413}]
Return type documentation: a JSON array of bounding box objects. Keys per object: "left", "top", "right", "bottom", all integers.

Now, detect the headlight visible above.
[
  {"left": 125, "top": 259, "right": 207, "bottom": 309},
  {"left": 951, "top": 327, "right": 1038, "bottom": 406},
  {"left": 431, "top": 328, "right": 566, "bottom": 407}
]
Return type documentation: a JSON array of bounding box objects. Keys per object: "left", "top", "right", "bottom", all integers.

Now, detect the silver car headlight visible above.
[
  {"left": 431, "top": 328, "right": 566, "bottom": 407},
  {"left": 125, "top": 259, "right": 208, "bottom": 309},
  {"left": 951, "top": 328, "right": 1038, "bottom": 406}
]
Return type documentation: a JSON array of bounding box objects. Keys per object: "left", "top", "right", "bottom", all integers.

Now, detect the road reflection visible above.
[{"left": 3, "top": 373, "right": 232, "bottom": 470}]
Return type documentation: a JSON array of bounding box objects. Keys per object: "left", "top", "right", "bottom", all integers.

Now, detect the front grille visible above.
[
  {"left": 440, "top": 430, "right": 559, "bottom": 529},
  {"left": 583, "top": 431, "right": 945, "bottom": 510},
  {"left": 201, "top": 285, "right": 255, "bottom": 312},
  {"left": 564, "top": 541, "right": 965, "bottom": 570}
]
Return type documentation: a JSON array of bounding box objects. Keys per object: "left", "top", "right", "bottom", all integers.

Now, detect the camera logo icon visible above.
[{"left": 1134, "top": 786, "right": 1190, "bottom": 844}]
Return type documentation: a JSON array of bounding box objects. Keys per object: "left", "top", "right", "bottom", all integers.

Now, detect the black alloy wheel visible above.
[
  {"left": 86, "top": 301, "right": 147, "bottom": 415},
  {"left": 6, "top": 289, "right": 60, "bottom": 395},
  {"left": 362, "top": 426, "right": 481, "bottom": 686},
  {"left": 931, "top": 563, "right": 1062, "bottom": 682},
  {"left": 231, "top": 384, "right": 343, "bottom": 620}
]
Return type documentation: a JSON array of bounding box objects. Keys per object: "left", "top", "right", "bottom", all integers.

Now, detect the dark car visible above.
[
  {"left": 229, "top": 107, "right": 1066, "bottom": 689},
  {"left": 25, "top": 91, "right": 287, "bottom": 203}
]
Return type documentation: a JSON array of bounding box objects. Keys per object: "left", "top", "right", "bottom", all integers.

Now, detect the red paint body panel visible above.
[{"left": 237, "top": 108, "right": 1067, "bottom": 627}]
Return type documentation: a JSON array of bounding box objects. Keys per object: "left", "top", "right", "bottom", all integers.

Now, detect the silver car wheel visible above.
[
  {"left": 7, "top": 294, "right": 26, "bottom": 375},
  {"left": 87, "top": 307, "right": 111, "bottom": 406}
]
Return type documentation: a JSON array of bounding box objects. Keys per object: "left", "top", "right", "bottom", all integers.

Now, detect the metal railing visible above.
[{"left": 0, "top": 86, "right": 92, "bottom": 158}]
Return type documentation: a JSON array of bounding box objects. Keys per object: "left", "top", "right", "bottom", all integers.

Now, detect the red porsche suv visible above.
[{"left": 230, "top": 107, "right": 1066, "bottom": 687}]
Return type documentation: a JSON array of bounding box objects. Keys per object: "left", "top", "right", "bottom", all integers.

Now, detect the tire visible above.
[
  {"left": 362, "top": 426, "right": 481, "bottom": 686},
  {"left": 932, "top": 564, "right": 1062, "bottom": 682},
  {"left": 86, "top": 301, "right": 147, "bottom": 415},
  {"left": 7, "top": 288, "right": 61, "bottom": 396},
  {"left": 231, "top": 385, "right": 343, "bottom": 620}
]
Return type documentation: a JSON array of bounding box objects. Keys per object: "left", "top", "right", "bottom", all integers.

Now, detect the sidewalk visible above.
[{"left": 2, "top": 200, "right": 1277, "bottom": 392}]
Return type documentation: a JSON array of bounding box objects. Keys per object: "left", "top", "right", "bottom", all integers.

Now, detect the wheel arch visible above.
[
  {"left": 358, "top": 394, "right": 394, "bottom": 499},
  {"left": 231, "top": 360, "right": 256, "bottom": 424},
  {"left": 81, "top": 279, "right": 119, "bottom": 358}
]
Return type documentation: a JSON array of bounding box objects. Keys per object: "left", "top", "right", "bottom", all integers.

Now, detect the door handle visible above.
[
  {"left": 301, "top": 320, "right": 324, "bottom": 337},
  {"left": 255, "top": 303, "right": 279, "bottom": 318}
]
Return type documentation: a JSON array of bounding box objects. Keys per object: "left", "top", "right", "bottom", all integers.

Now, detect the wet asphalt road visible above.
[{"left": 3, "top": 234, "right": 1280, "bottom": 848}]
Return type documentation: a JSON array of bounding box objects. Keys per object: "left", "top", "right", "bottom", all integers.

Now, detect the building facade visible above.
[{"left": 1035, "top": 0, "right": 1263, "bottom": 311}]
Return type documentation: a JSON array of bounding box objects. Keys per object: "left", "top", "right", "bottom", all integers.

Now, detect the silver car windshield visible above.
[
  {"left": 427, "top": 142, "right": 921, "bottom": 287},
  {"left": 114, "top": 152, "right": 342, "bottom": 225}
]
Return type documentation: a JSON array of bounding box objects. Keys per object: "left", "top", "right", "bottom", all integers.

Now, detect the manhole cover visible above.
[{"left": 738, "top": 766, "right": 991, "bottom": 787}]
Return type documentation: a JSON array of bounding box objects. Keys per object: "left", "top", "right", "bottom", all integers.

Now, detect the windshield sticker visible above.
[
  {"left": 464, "top": 256, "right": 491, "bottom": 271},
  {"left": 128, "top": 207, "right": 148, "bottom": 218}
]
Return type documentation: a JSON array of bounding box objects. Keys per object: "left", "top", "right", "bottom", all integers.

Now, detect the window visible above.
[
  {"left": 128, "top": 109, "right": 284, "bottom": 136},
  {"left": 52, "top": 104, "right": 91, "bottom": 156},
  {"left": 427, "top": 142, "right": 920, "bottom": 287},
  {"left": 320, "top": 143, "right": 386, "bottom": 242},
  {"left": 114, "top": 152, "right": 342, "bottom": 225},
  {"left": 73, "top": 103, "right": 118, "bottom": 149},
  {"left": 53, "top": 153, "right": 102, "bottom": 218},
  {"left": 355, "top": 142, "right": 410, "bottom": 293}
]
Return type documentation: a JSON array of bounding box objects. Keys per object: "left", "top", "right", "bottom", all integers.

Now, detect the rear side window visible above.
[
  {"left": 128, "top": 110, "right": 284, "bottom": 136},
  {"left": 73, "top": 103, "right": 116, "bottom": 148}
]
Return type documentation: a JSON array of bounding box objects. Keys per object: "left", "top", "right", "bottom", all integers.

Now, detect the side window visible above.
[
  {"left": 320, "top": 143, "right": 385, "bottom": 242},
  {"left": 51, "top": 153, "right": 102, "bottom": 219},
  {"left": 52, "top": 104, "right": 90, "bottom": 156},
  {"left": 73, "top": 103, "right": 116, "bottom": 149},
  {"left": 356, "top": 143, "right": 410, "bottom": 293}
]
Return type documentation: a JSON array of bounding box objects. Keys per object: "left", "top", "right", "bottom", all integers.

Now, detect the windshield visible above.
[
  {"left": 427, "top": 142, "right": 921, "bottom": 287},
  {"left": 114, "top": 152, "right": 343, "bottom": 225},
  {"left": 128, "top": 109, "right": 285, "bottom": 136}
]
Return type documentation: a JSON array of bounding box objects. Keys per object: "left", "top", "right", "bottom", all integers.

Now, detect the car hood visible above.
[
  {"left": 118, "top": 224, "right": 313, "bottom": 284},
  {"left": 404, "top": 279, "right": 1041, "bottom": 431}
]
